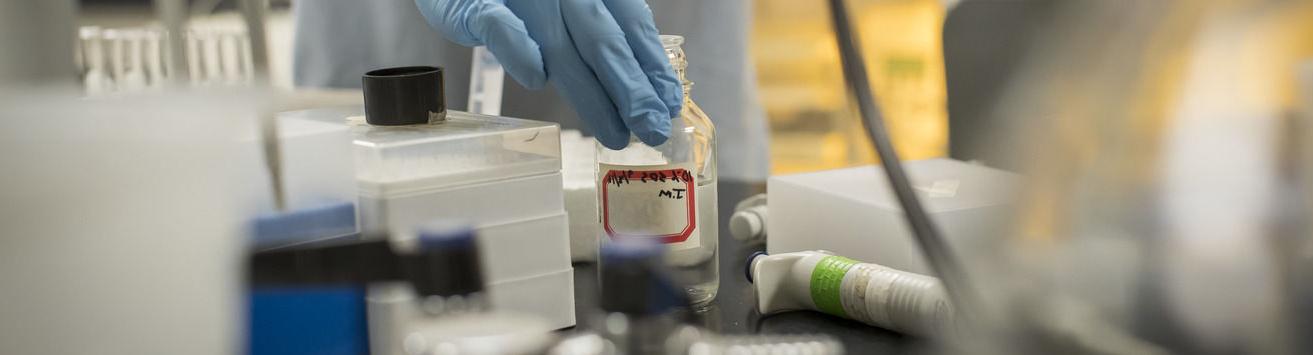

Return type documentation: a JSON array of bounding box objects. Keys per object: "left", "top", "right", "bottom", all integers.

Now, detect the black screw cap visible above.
[
  {"left": 362, "top": 66, "right": 446, "bottom": 126},
  {"left": 598, "top": 240, "right": 687, "bottom": 315},
  {"left": 408, "top": 222, "right": 483, "bottom": 297}
]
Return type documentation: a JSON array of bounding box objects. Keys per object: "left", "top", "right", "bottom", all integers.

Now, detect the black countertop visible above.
[{"left": 572, "top": 180, "right": 932, "bottom": 354}]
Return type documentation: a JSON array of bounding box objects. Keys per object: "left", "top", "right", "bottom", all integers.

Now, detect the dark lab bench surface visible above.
[{"left": 572, "top": 180, "right": 933, "bottom": 354}]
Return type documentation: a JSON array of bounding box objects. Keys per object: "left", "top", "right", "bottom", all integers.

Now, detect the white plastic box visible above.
[
  {"left": 766, "top": 158, "right": 1020, "bottom": 275},
  {"left": 489, "top": 268, "right": 576, "bottom": 329},
  {"left": 477, "top": 212, "right": 571, "bottom": 282},
  {"left": 283, "top": 106, "right": 574, "bottom": 328},
  {"left": 560, "top": 130, "right": 599, "bottom": 261},
  {"left": 358, "top": 172, "right": 564, "bottom": 243}
]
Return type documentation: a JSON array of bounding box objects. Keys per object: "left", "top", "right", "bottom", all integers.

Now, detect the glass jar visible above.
[{"left": 596, "top": 35, "right": 719, "bottom": 307}]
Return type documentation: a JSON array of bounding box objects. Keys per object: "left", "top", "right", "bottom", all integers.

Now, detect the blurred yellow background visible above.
[
  {"left": 752, "top": 0, "right": 948, "bottom": 174},
  {"left": 77, "top": 0, "right": 949, "bottom": 177}
]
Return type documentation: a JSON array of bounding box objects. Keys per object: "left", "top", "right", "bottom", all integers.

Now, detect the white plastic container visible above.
[
  {"left": 342, "top": 113, "right": 560, "bottom": 189},
  {"left": 560, "top": 130, "right": 599, "bottom": 261},
  {"left": 488, "top": 268, "right": 576, "bottom": 330},
  {"left": 284, "top": 106, "right": 563, "bottom": 227},
  {"left": 359, "top": 172, "right": 564, "bottom": 239},
  {"left": 766, "top": 159, "right": 1019, "bottom": 275},
  {"left": 283, "top": 106, "right": 574, "bottom": 328},
  {"left": 476, "top": 213, "right": 571, "bottom": 282}
]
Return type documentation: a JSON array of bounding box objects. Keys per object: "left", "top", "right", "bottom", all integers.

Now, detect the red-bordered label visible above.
[{"left": 599, "top": 164, "right": 697, "bottom": 243}]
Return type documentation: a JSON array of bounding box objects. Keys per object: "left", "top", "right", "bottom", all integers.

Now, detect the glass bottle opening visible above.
[
  {"left": 660, "top": 35, "right": 685, "bottom": 48},
  {"left": 660, "top": 35, "right": 690, "bottom": 90}
]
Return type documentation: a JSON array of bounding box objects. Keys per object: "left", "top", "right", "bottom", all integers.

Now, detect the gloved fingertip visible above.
[
  {"left": 633, "top": 112, "right": 672, "bottom": 147},
  {"left": 665, "top": 95, "right": 683, "bottom": 119},
  {"left": 596, "top": 133, "right": 631, "bottom": 150},
  {"left": 472, "top": 4, "right": 546, "bottom": 90},
  {"left": 657, "top": 74, "right": 683, "bottom": 118},
  {"left": 639, "top": 130, "right": 670, "bottom": 147},
  {"left": 526, "top": 76, "right": 547, "bottom": 90},
  {"left": 507, "top": 68, "right": 547, "bottom": 90}
]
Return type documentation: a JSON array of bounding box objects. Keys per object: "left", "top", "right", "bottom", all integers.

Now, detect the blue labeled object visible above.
[
  {"left": 247, "top": 201, "right": 367, "bottom": 355},
  {"left": 248, "top": 286, "right": 367, "bottom": 355}
]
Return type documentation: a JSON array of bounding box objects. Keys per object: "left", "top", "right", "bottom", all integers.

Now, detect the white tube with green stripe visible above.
[{"left": 747, "top": 250, "right": 956, "bottom": 336}]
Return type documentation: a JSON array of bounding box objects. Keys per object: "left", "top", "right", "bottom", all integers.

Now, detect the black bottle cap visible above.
[
  {"left": 247, "top": 221, "right": 486, "bottom": 298},
  {"left": 407, "top": 221, "right": 484, "bottom": 297},
  {"left": 599, "top": 240, "right": 687, "bottom": 315},
  {"left": 362, "top": 66, "right": 446, "bottom": 126},
  {"left": 249, "top": 238, "right": 400, "bottom": 286}
]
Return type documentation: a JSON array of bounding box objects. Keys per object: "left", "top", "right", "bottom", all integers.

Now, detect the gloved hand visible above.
[{"left": 415, "top": 0, "right": 684, "bottom": 149}]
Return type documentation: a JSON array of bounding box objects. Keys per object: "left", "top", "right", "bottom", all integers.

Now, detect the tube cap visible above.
[
  {"left": 729, "top": 209, "right": 765, "bottom": 242},
  {"left": 599, "top": 240, "right": 686, "bottom": 315},
  {"left": 362, "top": 66, "right": 446, "bottom": 126},
  {"left": 409, "top": 222, "right": 483, "bottom": 297},
  {"left": 745, "top": 251, "right": 767, "bottom": 284}
]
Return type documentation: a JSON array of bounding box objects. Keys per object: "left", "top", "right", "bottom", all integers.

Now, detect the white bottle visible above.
[
  {"left": 748, "top": 250, "right": 957, "bottom": 337},
  {"left": 118, "top": 30, "right": 149, "bottom": 91},
  {"left": 144, "top": 30, "right": 166, "bottom": 88},
  {"left": 596, "top": 35, "right": 719, "bottom": 307},
  {"left": 80, "top": 27, "right": 115, "bottom": 95},
  {"left": 728, "top": 193, "right": 767, "bottom": 243}
]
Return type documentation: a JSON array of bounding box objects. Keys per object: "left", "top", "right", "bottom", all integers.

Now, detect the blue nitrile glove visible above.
[{"left": 415, "top": 0, "right": 684, "bottom": 149}]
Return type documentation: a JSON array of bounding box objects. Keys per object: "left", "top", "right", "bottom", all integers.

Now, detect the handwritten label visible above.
[{"left": 599, "top": 162, "right": 698, "bottom": 245}]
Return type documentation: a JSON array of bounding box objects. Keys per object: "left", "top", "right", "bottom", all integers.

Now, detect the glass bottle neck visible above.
[
  {"left": 663, "top": 38, "right": 693, "bottom": 97},
  {"left": 676, "top": 67, "right": 693, "bottom": 98}
]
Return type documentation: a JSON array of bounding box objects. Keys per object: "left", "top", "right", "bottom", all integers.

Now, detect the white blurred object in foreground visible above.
[
  {"left": 0, "top": 89, "right": 258, "bottom": 355},
  {"left": 968, "top": 1, "right": 1313, "bottom": 353}
]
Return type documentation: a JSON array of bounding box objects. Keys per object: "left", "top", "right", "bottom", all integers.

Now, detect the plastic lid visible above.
[
  {"left": 408, "top": 221, "right": 484, "bottom": 297},
  {"left": 599, "top": 240, "right": 686, "bottom": 315},
  {"left": 660, "top": 35, "right": 684, "bottom": 48}
]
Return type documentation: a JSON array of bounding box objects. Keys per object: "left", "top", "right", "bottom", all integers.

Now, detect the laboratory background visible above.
[{"left": 2, "top": 0, "right": 1312, "bottom": 354}]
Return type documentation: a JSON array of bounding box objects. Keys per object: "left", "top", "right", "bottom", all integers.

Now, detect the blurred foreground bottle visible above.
[
  {"left": 962, "top": 1, "right": 1313, "bottom": 354},
  {"left": 399, "top": 223, "right": 554, "bottom": 355},
  {"left": 596, "top": 35, "right": 719, "bottom": 307}
]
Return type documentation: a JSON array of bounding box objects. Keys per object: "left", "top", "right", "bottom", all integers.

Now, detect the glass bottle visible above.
[{"left": 596, "top": 35, "right": 719, "bottom": 307}]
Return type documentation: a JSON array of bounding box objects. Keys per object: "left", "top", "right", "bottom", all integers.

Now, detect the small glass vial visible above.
[{"left": 596, "top": 35, "right": 719, "bottom": 306}]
